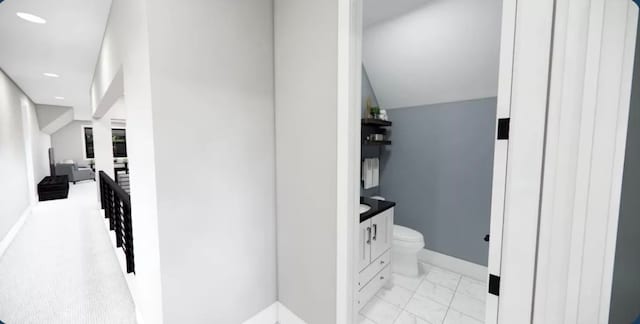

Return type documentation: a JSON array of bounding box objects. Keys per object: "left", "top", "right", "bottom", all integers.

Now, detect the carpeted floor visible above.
[{"left": 0, "top": 182, "right": 136, "bottom": 324}]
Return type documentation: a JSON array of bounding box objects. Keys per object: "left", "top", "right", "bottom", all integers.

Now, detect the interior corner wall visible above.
[
  {"left": 22, "top": 91, "right": 52, "bottom": 202},
  {"left": 609, "top": 16, "right": 640, "bottom": 324},
  {"left": 143, "top": 0, "right": 277, "bottom": 323},
  {"left": 275, "top": 1, "right": 339, "bottom": 323},
  {"left": 0, "top": 69, "right": 50, "bottom": 239},
  {"left": 361, "top": 66, "right": 379, "bottom": 112}
]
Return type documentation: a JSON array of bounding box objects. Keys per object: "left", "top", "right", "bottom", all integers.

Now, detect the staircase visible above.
[{"left": 116, "top": 171, "right": 130, "bottom": 194}]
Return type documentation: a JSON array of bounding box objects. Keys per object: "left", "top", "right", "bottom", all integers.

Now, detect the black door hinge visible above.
[
  {"left": 497, "top": 118, "right": 510, "bottom": 140},
  {"left": 489, "top": 274, "right": 500, "bottom": 296}
]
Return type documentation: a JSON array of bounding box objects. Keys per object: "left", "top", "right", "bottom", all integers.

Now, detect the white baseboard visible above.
[
  {"left": 243, "top": 302, "right": 278, "bottom": 324},
  {"left": 417, "top": 249, "right": 487, "bottom": 282},
  {"left": 277, "top": 302, "right": 306, "bottom": 324},
  {"left": 0, "top": 205, "right": 32, "bottom": 259},
  {"left": 242, "top": 301, "right": 307, "bottom": 324}
]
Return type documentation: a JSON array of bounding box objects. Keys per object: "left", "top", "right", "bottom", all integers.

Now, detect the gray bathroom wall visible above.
[
  {"left": 609, "top": 20, "right": 640, "bottom": 324},
  {"left": 380, "top": 97, "right": 496, "bottom": 266}
]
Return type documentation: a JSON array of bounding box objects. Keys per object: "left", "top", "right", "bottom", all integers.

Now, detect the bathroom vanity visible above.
[{"left": 357, "top": 197, "right": 395, "bottom": 309}]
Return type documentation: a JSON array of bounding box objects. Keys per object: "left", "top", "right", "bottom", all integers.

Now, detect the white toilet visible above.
[
  {"left": 392, "top": 225, "right": 425, "bottom": 277},
  {"left": 370, "top": 196, "right": 425, "bottom": 277}
]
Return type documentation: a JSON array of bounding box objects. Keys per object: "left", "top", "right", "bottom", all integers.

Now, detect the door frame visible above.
[
  {"left": 340, "top": 0, "right": 639, "bottom": 323},
  {"left": 489, "top": 0, "right": 557, "bottom": 322},
  {"left": 532, "top": 0, "right": 639, "bottom": 323},
  {"left": 339, "top": 0, "right": 555, "bottom": 322}
]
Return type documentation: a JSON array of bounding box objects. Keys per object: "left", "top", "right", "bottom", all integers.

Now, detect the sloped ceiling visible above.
[
  {"left": 36, "top": 104, "right": 73, "bottom": 134},
  {"left": 363, "top": 0, "right": 502, "bottom": 109},
  {"left": 364, "top": 0, "right": 433, "bottom": 27}
]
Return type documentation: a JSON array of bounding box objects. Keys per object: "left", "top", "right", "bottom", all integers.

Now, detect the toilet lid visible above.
[{"left": 393, "top": 225, "right": 424, "bottom": 242}]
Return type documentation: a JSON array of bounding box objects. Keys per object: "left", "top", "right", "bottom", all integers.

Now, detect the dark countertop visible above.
[{"left": 360, "top": 197, "right": 396, "bottom": 223}]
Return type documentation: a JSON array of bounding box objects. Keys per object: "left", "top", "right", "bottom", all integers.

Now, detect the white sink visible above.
[{"left": 360, "top": 203, "right": 371, "bottom": 214}]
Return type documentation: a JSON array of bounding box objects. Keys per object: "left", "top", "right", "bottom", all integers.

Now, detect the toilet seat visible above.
[{"left": 393, "top": 225, "right": 424, "bottom": 243}]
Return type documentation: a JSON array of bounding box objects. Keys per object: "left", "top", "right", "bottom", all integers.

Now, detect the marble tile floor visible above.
[
  {"left": 360, "top": 263, "right": 487, "bottom": 324},
  {"left": 0, "top": 182, "right": 136, "bottom": 324}
]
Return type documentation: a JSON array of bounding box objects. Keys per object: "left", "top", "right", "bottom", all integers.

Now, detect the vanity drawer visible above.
[
  {"left": 358, "top": 249, "right": 391, "bottom": 290},
  {"left": 357, "top": 264, "right": 391, "bottom": 310}
]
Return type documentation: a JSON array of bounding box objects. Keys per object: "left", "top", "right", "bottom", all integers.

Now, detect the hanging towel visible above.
[
  {"left": 362, "top": 159, "right": 372, "bottom": 189},
  {"left": 372, "top": 158, "right": 380, "bottom": 187},
  {"left": 362, "top": 158, "right": 379, "bottom": 189}
]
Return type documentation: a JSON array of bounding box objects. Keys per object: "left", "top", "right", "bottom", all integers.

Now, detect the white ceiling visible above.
[
  {"left": 363, "top": 0, "right": 502, "bottom": 108},
  {"left": 0, "top": 0, "right": 112, "bottom": 120},
  {"left": 364, "top": 0, "right": 433, "bottom": 27}
]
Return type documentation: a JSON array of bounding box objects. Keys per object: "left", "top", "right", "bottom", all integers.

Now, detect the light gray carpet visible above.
[{"left": 0, "top": 182, "right": 136, "bottom": 324}]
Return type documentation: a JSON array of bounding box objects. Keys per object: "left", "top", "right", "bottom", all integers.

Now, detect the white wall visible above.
[
  {"left": 0, "top": 70, "right": 31, "bottom": 237},
  {"left": 50, "top": 117, "right": 127, "bottom": 166},
  {"left": 22, "top": 93, "right": 53, "bottom": 201},
  {"left": 363, "top": 0, "right": 502, "bottom": 108},
  {"left": 92, "top": 0, "right": 164, "bottom": 322},
  {"left": 92, "top": 1, "right": 277, "bottom": 323},
  {"left": 275, "top": 1, "right": 340, "bottom": 323},
  {"left": 0, "top": 69, "right": 51, "bottom": 239},
  {"left": 93, "top": 111, "right": 115, "bottom": 180},
  {"left": 50, "top": 121, "right": 92, "bottom": 163},
  {"left": 144, "top": 1, "right": 277, "bottom": 322}
]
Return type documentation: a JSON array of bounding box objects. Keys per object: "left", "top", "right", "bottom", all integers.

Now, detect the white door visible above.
[
  {"left": 370, "top": 208, "right": 393, "bottom": 261},
  {"left": 359, "top": 220, "right": 372, "bottom": 271},
  {"left": 484, "top": 0, "right": 517, "bottom": 321},
  {"left": 486, "top": 0, "right": 555, "bottom": 322}
]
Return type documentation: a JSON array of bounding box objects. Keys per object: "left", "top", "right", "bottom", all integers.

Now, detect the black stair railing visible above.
[{"left": 99, "top": 171, "right": 135, "bottom": 274}]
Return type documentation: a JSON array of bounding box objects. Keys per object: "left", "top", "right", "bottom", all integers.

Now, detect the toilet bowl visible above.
[
  {"left": 392, "top": 225, "right": 425, "bottom": 277},
  {"left": 369, "top": 196, "right": 425, "bottom": 277}
]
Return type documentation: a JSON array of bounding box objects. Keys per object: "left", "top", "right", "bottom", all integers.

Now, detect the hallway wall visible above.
[
  {"left": 91, "top": 0, "right": 163, "bottom": 322},
  {"left": 146, "top": 0, "right": 277, "bottom": 322},
  {"left": 93, "top": 1, "right": 277, "bottom": 323},
  {"left": 274, "top": 1, "right": 342, "bottom": 323},
  {"left": 0, "top": 69, "right": 51, "bottom": 240}
]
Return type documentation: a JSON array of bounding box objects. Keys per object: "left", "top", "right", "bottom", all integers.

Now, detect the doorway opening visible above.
[{"left": 353, "top": 1, "right": 503, "bottom": 323}]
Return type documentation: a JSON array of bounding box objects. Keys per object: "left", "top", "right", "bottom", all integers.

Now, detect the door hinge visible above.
[
  {"left": 497, "top": 118, "right": 510, "bottom": 140},
  {"left": 489, "top": 274, "right": 500, "bottom": 296}
]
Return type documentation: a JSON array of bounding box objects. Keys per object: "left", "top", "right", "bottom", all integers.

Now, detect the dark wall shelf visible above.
[
  {"left": 362, "top": 118, "right": 392, "bottom": 127},
  {"left": 363, "top": 140, "right": 392, "bottom": 146}
]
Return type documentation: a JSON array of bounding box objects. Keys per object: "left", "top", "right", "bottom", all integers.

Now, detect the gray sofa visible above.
[{"left": 55, "top": 163, "right": 95, "bottom": 184}]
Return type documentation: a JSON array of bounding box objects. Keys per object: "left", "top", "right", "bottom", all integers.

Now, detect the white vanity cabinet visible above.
[{"left": 357, "top": 207, "right": 394, "bottom": 309}]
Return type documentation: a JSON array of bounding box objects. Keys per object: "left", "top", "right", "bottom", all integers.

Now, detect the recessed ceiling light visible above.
[
  {"left": 16, "top": 12, "right": 47, "bottom": 24},
  {"left": 55, "top": 96, "right": 64, "bottom": 100},
  {"left": 43, "top": 73, "right": 60, "bottom": 78}
]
